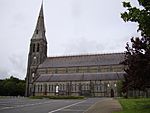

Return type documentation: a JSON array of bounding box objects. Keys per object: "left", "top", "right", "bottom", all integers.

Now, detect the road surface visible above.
[{"left": 0, "top": 97, "right": 107, "bottom": 113}]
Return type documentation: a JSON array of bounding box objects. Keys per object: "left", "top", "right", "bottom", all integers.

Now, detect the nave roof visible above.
[
  {"left": 35, "top": 72, "right": 125, "bottom": 82},
  {"left": 39, "top": 53, "right": 125, "bottom": 68}
]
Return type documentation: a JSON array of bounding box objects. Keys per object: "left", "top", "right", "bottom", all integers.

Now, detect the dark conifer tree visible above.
[{"left": 121, "top": 0, "right": 150, "bottom": 96}]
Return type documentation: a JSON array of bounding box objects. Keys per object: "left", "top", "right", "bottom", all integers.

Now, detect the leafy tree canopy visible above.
[
  {"left": 121, "top": 0, "right": 150, "bottom": 95},
  {"left": 121, "top": 0, "right": 150, "bottom": 38},
  {"left": 0, "top": 76, "right": 25, "bottom": 96}
]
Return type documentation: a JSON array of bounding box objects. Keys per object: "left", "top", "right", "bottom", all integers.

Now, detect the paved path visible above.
[
  {"left": 0, "top": 97, "right": 122, "bottom": 113},
  {"left": 85, "top": 98, "right": 122, "bottom": 113}
]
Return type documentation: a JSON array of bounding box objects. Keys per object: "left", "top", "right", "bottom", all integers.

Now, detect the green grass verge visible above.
[
  {"left": 114, "top": 98, "right": 150, "bottom": 113},
  {"left": 29, "top": 95, "right": 85, "bottom": 99},
  {"left": 0, "top": 96, "right": 7, "bottom": 99}
]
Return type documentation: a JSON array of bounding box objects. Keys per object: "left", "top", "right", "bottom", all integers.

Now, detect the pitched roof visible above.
[
  {"left": 39, "top": 53, "right": 125, "bottom": 68},
  {"left": 35, "top": 72, "right": 125, "bottom": 82}
]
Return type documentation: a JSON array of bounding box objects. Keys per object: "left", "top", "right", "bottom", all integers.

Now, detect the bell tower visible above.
[{"left": 25, "top": 3, "right": 47, "bottom": 96}]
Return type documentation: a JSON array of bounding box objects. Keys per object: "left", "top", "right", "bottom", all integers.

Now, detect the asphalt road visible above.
[{"left": 0, "top": 97, "right": 106, "bottom": 113}]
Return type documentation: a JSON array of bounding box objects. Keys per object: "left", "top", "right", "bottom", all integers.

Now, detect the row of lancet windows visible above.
[
  {"left": 33, "top": 43, "right": 40, "bottom": 52},
  {"left": 35, "top": 83, "right": 105, "bottom": 93}
]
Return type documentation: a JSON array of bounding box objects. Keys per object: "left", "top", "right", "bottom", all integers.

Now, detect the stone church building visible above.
[{"left": 25, "top": 4, "right": 125, "bottom": 97}]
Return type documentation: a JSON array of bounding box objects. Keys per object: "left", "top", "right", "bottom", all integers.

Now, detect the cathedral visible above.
[{"left": 25, "top": 4, "right": 125, "bottom": 97}]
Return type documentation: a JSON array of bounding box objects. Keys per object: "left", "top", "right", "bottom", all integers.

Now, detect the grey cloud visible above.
[
  {"left": 8, "top": 53, "right": 26, "bottom": 79},
  {"left": 0, "top": 68, "right": 9, "bottom": 79},
  {"left": 64, "top": 37, "right": 106, "bottom": 55},
  {"left": 0, "top": 0, "right": 139, "bottom": 79},
  {"left": 71, "top": 0, "right": 82, "bottom": 18}
]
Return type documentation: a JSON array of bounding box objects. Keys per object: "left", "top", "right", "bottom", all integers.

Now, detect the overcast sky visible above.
[{"left": 0, "top": 0, "right": 140, "bottom": 79}]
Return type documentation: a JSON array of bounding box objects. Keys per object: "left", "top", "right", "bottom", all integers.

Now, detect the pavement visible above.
[
  {"left": 85, "top": 98, "right": 122, "bottom": 113},
  {"left": 0, "top": 97, "right": 122, "bottom": 113}
]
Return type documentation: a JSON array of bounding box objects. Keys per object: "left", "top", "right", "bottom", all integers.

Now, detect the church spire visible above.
[
  {"left": 26, "top": 2, "right": 47, "bottom": 97},
  {"left": 39, "top": 1, "right": 44, "bottom": 17},
  {"left": 32, "top": 2, "right": 46, "bottom": 41}
]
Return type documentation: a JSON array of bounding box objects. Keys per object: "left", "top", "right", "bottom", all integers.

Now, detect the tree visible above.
[
  {"left": 121, "top": 0, "right": 150, "bottom": 97},
  {"left": 16, "top": 81, "right": 26, "bottom": 96},
  {"left": 4, "top": 81, "right": 17, "bottom": 96},
  {"left": 0, "top": 76, "right": 25, "bottom": 96},
  {"left": 0, "top": 80, "right": 5, "bottom": 95},
  {"left": 116, "top": 80, "right": 123, "bottom": 97},
  {"left": 121, "top": 0, "right": 150, "bottom": 37}
]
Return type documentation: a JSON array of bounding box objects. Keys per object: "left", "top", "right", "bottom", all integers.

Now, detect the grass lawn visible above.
[
  {"left": 0, "top": 96, "right": 9, "bottom": 99},
  {"left": 114, "top": 98, "right": 150, "bottom": 113}
]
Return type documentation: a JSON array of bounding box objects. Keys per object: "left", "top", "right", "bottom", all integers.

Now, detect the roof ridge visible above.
[{"left": 47, "top": 52, "right": 125, "bottom": 59}]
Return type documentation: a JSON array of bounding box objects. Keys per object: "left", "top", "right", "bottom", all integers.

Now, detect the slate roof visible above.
[
  {"left": 39, "top": 53, "right": 125, "bottom": 68},
  {"left": 35, "top": 72, "right": 125, "bottom": 82}
]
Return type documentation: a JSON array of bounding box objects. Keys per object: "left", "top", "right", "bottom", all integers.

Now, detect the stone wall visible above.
[{"left": 33, "top": 80, "right": 118, "bottom": 97}]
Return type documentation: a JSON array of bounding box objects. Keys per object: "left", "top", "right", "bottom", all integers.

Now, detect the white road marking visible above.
[
  {"left": 48, "top": 100, "right": 86, "bottom": 113},
  {"left": 0, "top": 101, "right": 56, "bottom": 111},
  {"left": 0, "top": 107, "right": 14, "bottom": 110},
  {"left": 62, "top": 109, "right": 85, "bottom": 111}
]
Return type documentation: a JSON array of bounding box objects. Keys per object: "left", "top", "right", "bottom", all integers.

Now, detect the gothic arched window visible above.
[
  {"left": 38, "top": 85, "right": 40, "bottom": 92},
  {"left": 37, "top": 43, "right": 40, "bottom": 52},
  {"left": 33, "top": 44, "right": 35, "bottom": 52},
  {"left": 36, "top": 30, "right": 38, "bottom": 34},
  {"left": 41, "top": 85, "right": 42, "bottom": 92},
  {"left": 55, "top": 85, "right": 59, "bottom": 93}
]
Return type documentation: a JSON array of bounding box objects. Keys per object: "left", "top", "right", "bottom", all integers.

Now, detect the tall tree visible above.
[{"left": 121, "top": 0, "right": 150, "bottom": 96}]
